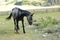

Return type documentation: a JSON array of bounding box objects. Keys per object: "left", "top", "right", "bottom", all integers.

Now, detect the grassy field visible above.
[{"left": 0, "top": 12, "right": 60, "bottom": 40}]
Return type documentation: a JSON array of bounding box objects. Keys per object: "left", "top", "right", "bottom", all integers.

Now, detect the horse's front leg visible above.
[{"left": 22, "top": 19, "right": 26, "bottom": 33}]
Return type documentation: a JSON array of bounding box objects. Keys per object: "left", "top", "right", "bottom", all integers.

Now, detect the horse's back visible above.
[
  {"left": 11, "top": 7, "right": 31, "bottom": 20},
  {"left": 12, "top": 7, "right": 22, "bottom": 18}
]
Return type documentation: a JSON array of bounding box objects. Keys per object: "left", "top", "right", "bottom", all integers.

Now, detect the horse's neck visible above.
[{"left": 21, "top": 10, "right": 30, "bottom": 16}]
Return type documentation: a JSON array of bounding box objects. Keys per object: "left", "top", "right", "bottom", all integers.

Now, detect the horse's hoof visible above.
[{"left": 15, "top": 32, "right": 19, "bottom": 34}]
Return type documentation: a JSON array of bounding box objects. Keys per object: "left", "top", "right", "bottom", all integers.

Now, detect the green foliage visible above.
[
  {"left": 40, "top": 16, "right": 59, "bottom": 28},
  {"left": 31, "top": 1, "right": 41, "bottom": 6}
]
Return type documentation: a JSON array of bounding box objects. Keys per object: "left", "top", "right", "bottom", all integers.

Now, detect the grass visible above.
[{"left": 0, "top": 12, "right": 60, "bottom": 40}]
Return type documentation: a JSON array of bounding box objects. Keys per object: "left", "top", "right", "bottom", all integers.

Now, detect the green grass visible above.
[
  {"left": 33, "top": 12, "right": 60, "bottom": 28},
  {"left": 0, "top": 12, "right": 60, "bottom": 40},
  {"left": 0, "top": 14, "right": 41, "bottom": 40}
]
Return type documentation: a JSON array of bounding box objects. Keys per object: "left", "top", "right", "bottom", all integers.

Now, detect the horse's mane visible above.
[{"left": 12, "top": 7, "right": 22, "bottom": 11}]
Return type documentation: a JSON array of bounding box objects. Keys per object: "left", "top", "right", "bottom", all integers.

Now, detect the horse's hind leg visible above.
[
  {"left": 14, "top": 19, "right": 19, "bottom": 33},
  {"left": 16, "top": 20, "right": 19, "bottom": 30}
]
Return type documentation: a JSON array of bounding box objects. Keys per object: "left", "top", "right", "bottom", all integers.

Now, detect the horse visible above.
[{"left": 6, "top": 7, "right": 34, "bottom": 34}]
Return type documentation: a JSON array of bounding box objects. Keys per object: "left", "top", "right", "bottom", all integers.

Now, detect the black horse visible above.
[{"left": 6, "top": 7, "right": 34, "bottom": 33}]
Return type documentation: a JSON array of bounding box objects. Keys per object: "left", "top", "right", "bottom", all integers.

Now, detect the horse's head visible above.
[{"left": 27, "top": 13, "right": 34, "bottom": 25}]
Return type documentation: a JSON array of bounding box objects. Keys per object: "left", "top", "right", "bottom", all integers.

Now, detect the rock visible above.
[
  {"left": 54, "top": 24, "right": 60, "bottom": 32},
  {"left": 42, "top": 28, "right": 53, "bottom": 34},
  {"left": 58, "top": 35, "right": 60, "bottom": 38},
  {"left": 42, "top": 33, "right": 48, "bottom": 37},
  {"left": 56, "top": 33, "right": 60, "bottom": 38},
  {"left": 42, "top": 24, "right": 60, "bottom": 34},
  {"left": 35, "top": 29, "right": 38, "bottom": 32},
  {"left": 42, "top": 34, "right": 47, "bottom": 37},
  {"left": 47, "top": 30, "right": 53, "bottom": 34}
]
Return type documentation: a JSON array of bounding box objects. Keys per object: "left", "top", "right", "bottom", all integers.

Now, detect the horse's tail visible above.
[{"left": 6, "top": 13, "right": 12, "bottom": 20}]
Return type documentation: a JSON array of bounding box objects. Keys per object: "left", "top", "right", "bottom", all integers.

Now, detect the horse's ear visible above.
[{"left": 31, "top": 13, "right": 34, "bottom": 16}]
